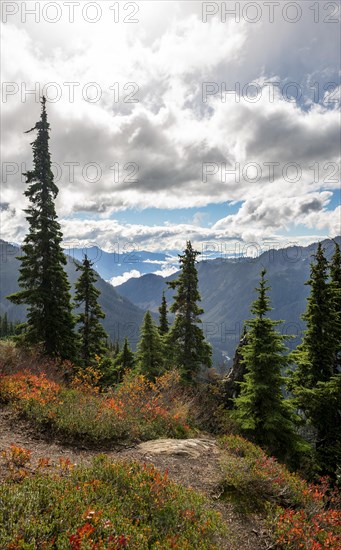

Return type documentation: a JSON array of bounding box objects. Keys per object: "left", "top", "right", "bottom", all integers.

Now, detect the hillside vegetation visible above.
[{"left": 1, "top": 98, "right": 340, "bottom": 549}]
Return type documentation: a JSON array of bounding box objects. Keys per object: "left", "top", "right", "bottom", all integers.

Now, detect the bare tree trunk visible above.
[{"left": 222, "top": 333, "right": 248, "bottom": 409}]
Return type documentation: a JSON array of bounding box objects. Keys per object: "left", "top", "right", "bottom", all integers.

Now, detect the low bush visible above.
[
  {"left": 273, "top": 475, "right": 341, "bottom": 549},
  {"left": 219, "top": 434, "right": 309, "bottom": 512},
  {"left": 0, "top": 370, "right": 192, "bottom": 444},
  {"left": 0, "top": 452, "right": 224, "bottom": 549},
  {"left": 0, "top": 339, "right": 72, "bottom": 381},
  {"left": 218, "top": 435, "right": 341, "bottom": 548}
]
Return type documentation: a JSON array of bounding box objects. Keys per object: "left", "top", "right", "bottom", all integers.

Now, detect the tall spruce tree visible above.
[
  {"left": 297, "top": 374, "right": 341, "bottom": 478},
  {"left": 112, "top": 337, "right": 135, "bottom": 384},
  {"left": 167, "top": 241, "right": 211, "bottom": 382},
  {"left": 290, "top": 243, "right": 338, "bottom": 389},
  {"left": 8, "top": 97, "right": 77, "bottom": 360},
  {"left": 289, "top": 243, "right": 341, "bottom": 476},
  {"left": 1, "top": 313, "right": 9, "bottom": 338},
  {"left": 115, "top": 340, "right": 120, "bottom": 357},
  {"left": 330, "top": 241, "right": 341, "bottom": 373},
  {"left": 74, "top": 254, "right": 108, "bottom": 367},
  {"left": 158, "top": 291, "right": 169, "bottom": 335},
  {"left": 102, "top": 337, "right": 134, "bottom": 386},
  {"left": 118, "top": 338, "right": 134, "bottom": 370},
  {"left": 0, "top": 314, "right": 20, "bottom": 338},
  {"left": 136, "top": 311, "right": 165, "bottom": 381},
  {"left": 234, "top": 269, "right": 302, "bottom": 460}
]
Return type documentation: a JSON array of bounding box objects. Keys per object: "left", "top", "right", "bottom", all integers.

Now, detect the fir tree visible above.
[
  {"left": 0, "top": 315, "right": 21, "bottom": 338},
  {"left": 289, "top": 243, "right": 341, "bottom": 476},
  {"left": 330, "top": 241, "right": 341, "bottom": 373},
  {"left": 167, "top": 241, "right": 211, "bottom": 382},
  {"left": 111, "top": 337, "right": 135, "bottom": 384},
  {"left": 115, "top": 340, "right": 120, "bottom": 357},
  {"left": 74, "top": 254, "right": 108, "bottom": 367},
  {"left": 136, "top": 311, "right": 165, "bottom": 381},
  {"left": 234, "top": 269, "right": 303, "bottom": 461},
  {"left": 100, "top": 337, "right": 134, "bottom": 387},
  {"left": 107, "top": 340, "right": 119, "bottom": 357},
  {"left": 118, "top": 337, "right": 134, "bottom": 370},
  {"left": 295, "top": 375, "right": 341, "bottom": 478},
  {"left": 8, "top": 97, "right": 77, "bottom": 360},
  {"left": 158, "top": 291, "right": 169, "bottom": 335},
  {"left": 1, "top": 313, "right": 9, "bottom": 337},
  {"left": 290, "top": 243, "right": 338, "bottom": 389}
]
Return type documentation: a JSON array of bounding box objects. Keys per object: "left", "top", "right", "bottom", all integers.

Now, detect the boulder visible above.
[{"left": 136, "top": 438, "right": 219, "bottom": 459}]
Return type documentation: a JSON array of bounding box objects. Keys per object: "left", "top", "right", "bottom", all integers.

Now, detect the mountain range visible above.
[
  {"left": 116, "top": 237, "right": 341, "bottom": 367},
  {"left": 64, "top": 246, "right": 178, "bottom": 284},
  {"left": 1, "top": 237, "right": 340, "bottom": 367},
  {"left": 0, "top": 240, "right": 146, "bottom": 349}
]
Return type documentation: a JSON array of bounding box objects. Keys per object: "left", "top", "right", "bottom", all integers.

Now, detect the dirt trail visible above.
[{"left": 0, "top": 406, "right": 270, "bottom": 549}]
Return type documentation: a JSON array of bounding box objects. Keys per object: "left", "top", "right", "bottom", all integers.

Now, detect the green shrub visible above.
[
  {"left": 218, "top": 436, "right": 341, "bottom": 548},
  {"left": 219, "top": 435, "right": 309, "bottom": 513},
  {"left": 0, "top": 456, "right": 224, "bottom": 549},
  {"left": 272, "top": 477, "right": 341, "bottom": 548},
  {"left": 0, "top": 371, "right": 192, "bottom": 444}
]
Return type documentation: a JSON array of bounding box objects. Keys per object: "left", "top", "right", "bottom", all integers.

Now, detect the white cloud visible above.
[
  {"left": 213, "top": 192, "right": 335, "bottom": 232},
  {"left": 153, "top": 266, "right": 179, "bottom": 278},
  {"left": 1, "top": 2, "right": 340, "bottom": 250},
  {"left": 109, "top": 270, "right": 141, "bottom": 287}
]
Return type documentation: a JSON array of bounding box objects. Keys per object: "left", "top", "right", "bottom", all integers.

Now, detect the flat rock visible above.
[{"left": 136, "top": 438, "right": 219, "bottom": 459}]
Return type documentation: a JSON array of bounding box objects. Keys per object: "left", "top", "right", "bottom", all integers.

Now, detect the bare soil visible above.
[{"left": 0, "top": 405, "right": 272, "bottom": 549}]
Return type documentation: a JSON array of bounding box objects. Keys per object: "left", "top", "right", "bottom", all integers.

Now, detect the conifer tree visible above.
[
  {"left": 167, "top": 241, "right": 211, "bottom": 382},
  {"left": 234, "top": 269, "right": 302, "bottom": 460},
  {"left": 74, "top": 254, "right": 108, "bottom": 367},
  {"left": 115, "top": 340, "right": 120, "bottom": 357},
  {"left": 158, "top": 291, "right": 169, "bottom": 335},
  {"left": 8, "top": 97, "right": 77, "bottom": 360},
  {"left": 298, "top": 375, "right": 341, "bottom": 478},
  {"left": 330, "top": 241, "right": 341, "bottom": 373},
  {"left": 109, "top": 337, "right": 134, "bottom": 384},
  {"left": 290, "top": 243, "right": 338, "bottom": 389},
  {"left": 0, "top": 315, "right": 21, "bottom": 338},
  {"left": 289, "top": 243, "right": 341, "bottom": 475},
  {"left": 101, "top": 337, "right": 134, "bottom": 386},
  {"left": 1, "top": 313, "right": 9, "bottom": 337},
  {"left": 136, "top": 311, "right": 165, "bottom": 381},
  {"left": 107, "top": 340, "right": 119, "bottom": 356},
  {"left": 119, "top": 337, "right": 135, "bottom": 370}
]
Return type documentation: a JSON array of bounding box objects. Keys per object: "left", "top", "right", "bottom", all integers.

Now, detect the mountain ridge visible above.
[
  {"left": 0, "top": 240, "right": 147, "bottom": 349},
  {"left": 116, "top": 236, "right": 341, "bottom": 365},
  {"left": 1, "top": 237, "right": 340, "bottom": 365}
]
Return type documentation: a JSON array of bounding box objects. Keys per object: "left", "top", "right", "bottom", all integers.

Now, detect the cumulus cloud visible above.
[
  {"left": 153, "top": 265, "right": 179, "bottom": 278},
  {"left": 213, "top": 193, "right": 335, "bottom": 231},
  {"left": 109, "top": 270, "right": 141, "bottom": 287},
  {"left": 1, "top": 1, "right": 340, "bottom": 250}
]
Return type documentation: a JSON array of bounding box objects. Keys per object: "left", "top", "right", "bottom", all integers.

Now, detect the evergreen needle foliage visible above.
[
  {"left": 136, "top": 311, "right": 165, "bottom": 381},
  {"left": 74, "top": 254, "right": 108, "bottom": 367},
  {"left": 288, "top": 243, "right": 341, "bottom": 477},
  {"left": 7, "top": 97, "right": 77, "bottom": 361},
  {"left": 234, "top": 269, "right": 304, "bottom": 462},
  {"left": 290, "top": 243, "right": 339, "bottom": 388},
  {"left": 167, "top": 241, "right": 211, "bottom": 382},
  {"left": 330, "top": 241, "right": 341, "bottom": 373},
  {"left": 109, "top": 337, "right": 135, "bottom": 384},
  {"left": 158, "top": 291, "right": 169, "bottom": 335},
  {"left": 119, "top": 337, "right": 135, "bottom": 370},
  {"left": 0, "top": 313, "right": 20, "bottom": 338}
]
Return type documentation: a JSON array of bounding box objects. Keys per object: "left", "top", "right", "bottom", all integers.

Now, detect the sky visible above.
[{"left": 1, "top": 0, "right": 340, "bottom": 263}]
